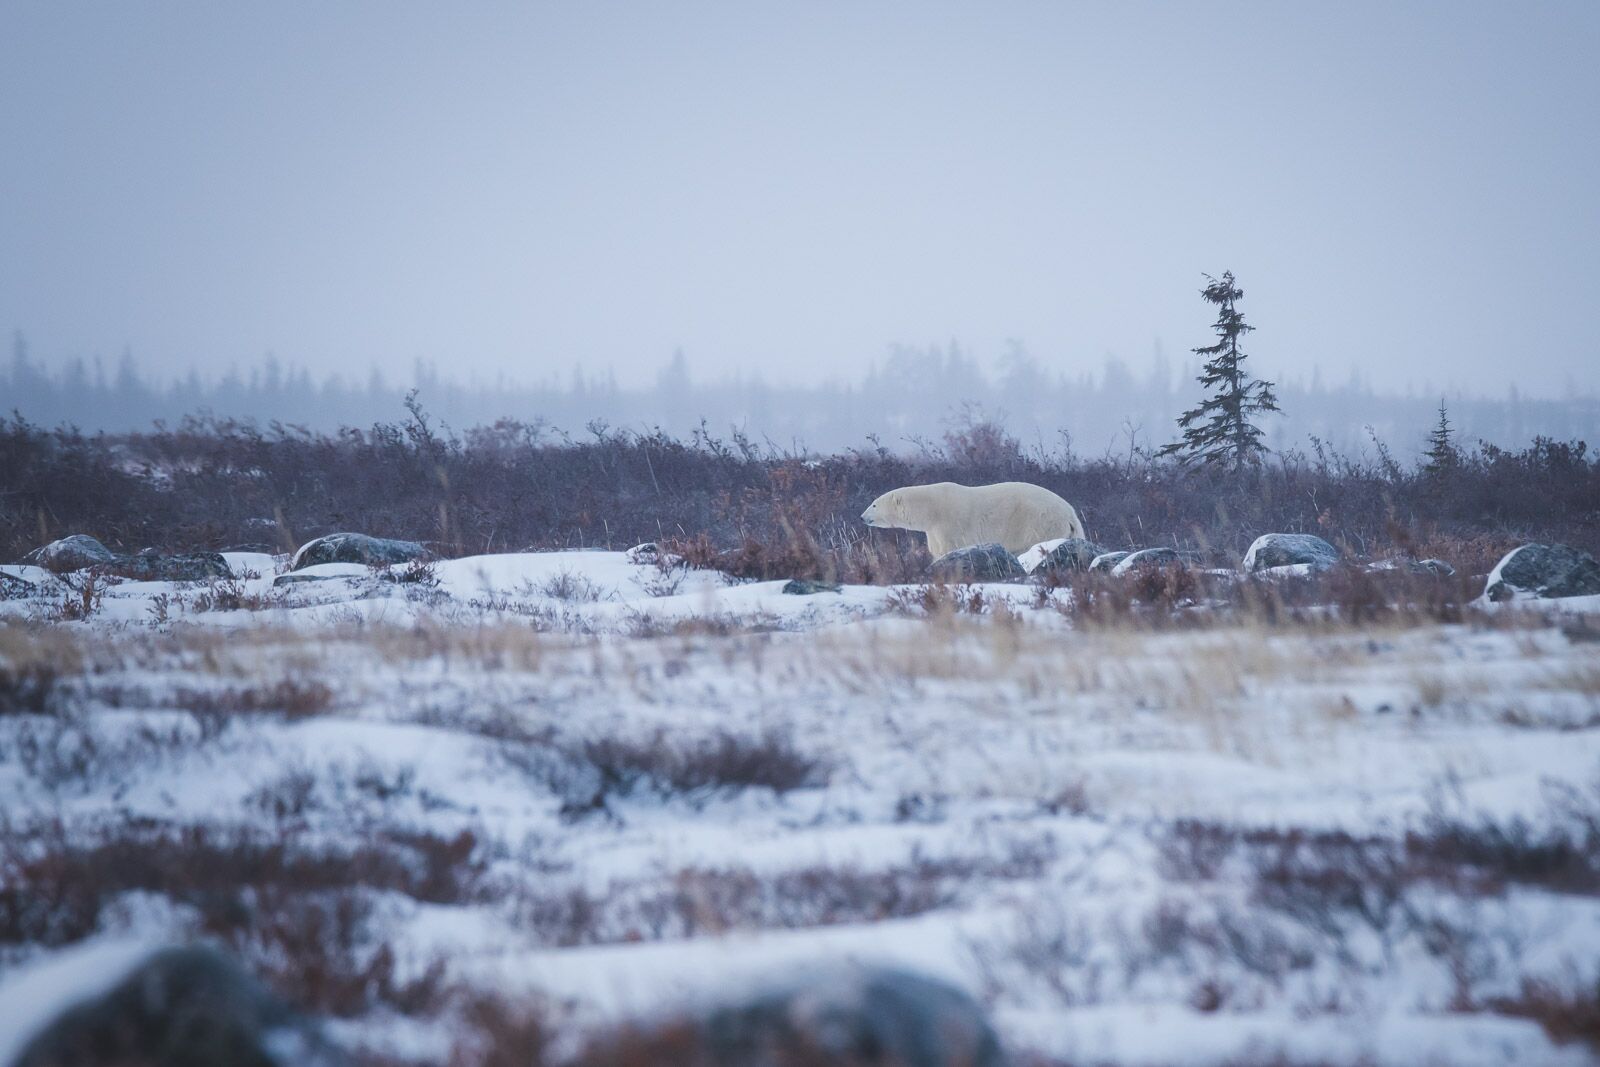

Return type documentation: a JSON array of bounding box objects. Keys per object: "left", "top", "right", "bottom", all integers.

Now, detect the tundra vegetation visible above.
[{"left": 2, "top": 401, "right": 1598, "bottom": 1066}]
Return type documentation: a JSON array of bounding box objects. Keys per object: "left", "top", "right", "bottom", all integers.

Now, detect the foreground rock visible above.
[
  {"left": 101, "top": 550, "right": 232, "bottom": 582},
  {"left": 782, "top": 579, "right": 841, "bottom": 595},
  {"left": 1021, "top": 537, "right": 1107, "bottom": 576},
  {"left": 1368, "top": 557, "right": 1456, "bottom": 577},
  {"left": 1110, "top": 547, "right": 1195, "bottom": 577},
  {"left": 684, "top": 965, "right": 1004, "bottom": 1067},
  {"left": 19, "top": 536, "right": 233, "bottom": 582},
  {"left": 1485, "top": 543, "right": 1600, "bottom": 602},
  {"left": 22, "top": 534, "right": 116, "bottom": 572},
  {"left": 1087, "top": 550, "right": 1129, "bottom": 574},
  {"left": 1242, "top": 533, "right": 1340, "bottom": 573},
  {"left": 930, "top": 543, "right": 1024, "bottom": 582},
  {"left": 290, "top": 532, "right": 429, "bottom": 571},
  {"left": 8, "top": 943, "right": 344, "bottom": 1067}
]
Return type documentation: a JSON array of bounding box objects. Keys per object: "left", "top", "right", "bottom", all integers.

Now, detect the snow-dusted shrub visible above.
[{"left": 0, "top": 663, "right": 57, "bottom": 716}]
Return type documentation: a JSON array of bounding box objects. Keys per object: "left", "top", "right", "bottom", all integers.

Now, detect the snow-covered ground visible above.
[{"left": 2, "top": 550, "right": 1598, "bottom": 1064}]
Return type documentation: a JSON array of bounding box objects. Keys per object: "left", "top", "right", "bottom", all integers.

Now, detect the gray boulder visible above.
[
  {"left": 273, "top": 572, "right": 345, "bottom": 586},
  {"left": 929, "top": 543, "right": 1025, "bottom": 582},
  {"left": 1026, "top": 537, "right": 1107, "bottom": 576},
  {"left": 1087, "top": 551, "right": 1130, "bottom": 574},
  {"left": 782, "top": 579, "right": 842, "bottom": 595},
  {"left": 9, "top": 944, "right": 344, "bottom": 1067},
  {"left": 1368, "top": 557, "right": 1456, "bottom": 578},
  {"left": 290, "top": 532, "right": 429, "bottom": 571},
  {"left": 22, "top": 534, "right": 116, "bottom": 572},
  {"left": 702, "top": 964, "right": 1005, "bottom": 1067},
  {"left": 1242, "top": 533, "right": 1340, "bottom": 573},
  {"left": 1485, "top": 543, "right": 1600, "bottom": 602},
  {"left": 102, "top": 550, "right": 232, "bottom": 582},
  {"left": 1110, "top": 547, "right": 1197, "bottom": 577}
]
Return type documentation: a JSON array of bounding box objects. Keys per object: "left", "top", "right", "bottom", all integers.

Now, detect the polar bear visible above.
[{"left": 860, "top": 482, "right": 1086, "bottom": 558}]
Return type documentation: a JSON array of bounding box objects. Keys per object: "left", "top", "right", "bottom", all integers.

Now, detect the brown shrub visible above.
[
  {"left": 0, "top": 663, "right": 58, "bottom": 716},
  {"left": 1488, "top": 977, "right": 1600, "bottom": 1051},
  {"left": 0, "top": 821, "right": 485, "bottom": 949},
  {"left": 170, "top": 677, "right": 335, "bottom": 721}
]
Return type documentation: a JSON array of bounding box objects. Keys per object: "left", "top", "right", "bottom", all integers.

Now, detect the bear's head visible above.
[{"left": 861, "top": 489, "right": 912, "bottom": 531}]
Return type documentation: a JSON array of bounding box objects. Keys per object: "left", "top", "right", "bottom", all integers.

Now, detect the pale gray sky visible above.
[{"left": 2, "top": 2, "right": 1596, "bottom": 395}]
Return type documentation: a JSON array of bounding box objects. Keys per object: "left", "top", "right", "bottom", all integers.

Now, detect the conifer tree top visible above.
[{"left": 1160, "top": 270, "right": 1280, "bottom": 469}]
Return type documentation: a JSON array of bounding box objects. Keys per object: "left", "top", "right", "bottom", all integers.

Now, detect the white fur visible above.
[{"left": 860, "top": 482, "right": 1086, "bottom": 558}]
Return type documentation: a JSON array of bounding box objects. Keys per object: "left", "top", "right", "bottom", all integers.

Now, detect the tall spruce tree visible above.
[
  {"left": 1160, "top": 271, "right": 1280, "bottom": 468},
  {"left": 1422, "top": 398, "right": 1459, "bottom": 474}
]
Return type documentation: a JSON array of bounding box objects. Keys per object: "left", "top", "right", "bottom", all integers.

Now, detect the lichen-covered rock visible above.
[
  {"left": 929, "top": 543, "right": 1025, "bottom": 582},
  {"left": 22, "top": 535, "right": 116, "bottom": 573},
  {"left": 102, "top": 550, "right": 232, "bottom": 582},
  {"left": 1242, "top": 533, "right": 1340, "bottom": 573},
  {"left": 1021, "top": 537, "right": 1107, "bottom": 576},
  {"left": 1088, "top": 551, "right": 1130, "bottom": 574},
  {"left": 1485, "top": 543, "right": 1600, "bottom": 602},
  {"left": 701, "top": 964, "right": 1006, "bottom": 1067},
  {"left": 1110, "top": 547, "right": 1193, "bottom": 577},
  {"left": 290, "top": 533, "right": 429, "bottom": 571},
  {"left": 782, "top": 579, "right": 842, "bottom": 595},
  {"left": 8, "top": 943, "right": 345, "bottom": 1067}
]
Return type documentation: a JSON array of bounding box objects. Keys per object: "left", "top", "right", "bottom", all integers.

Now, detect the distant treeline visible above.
[{"left": 5, "top": 333, "right": 1596, "bottom": 459}]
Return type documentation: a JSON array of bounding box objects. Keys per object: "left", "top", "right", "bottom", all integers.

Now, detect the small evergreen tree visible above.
[
  {"left": 1423, "top": 398, "right": 1459, "bottom": 475},
  {"left": 1160, "top": 271, "right": 1280, "bottom": 469}
]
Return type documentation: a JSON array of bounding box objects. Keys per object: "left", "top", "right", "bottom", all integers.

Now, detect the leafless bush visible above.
[
  {"left": 0, "top": 663, "right": 58, "bottom": 716},
  {"left": 513, "top": 846, "right": 1044, "bottom": 947},
  {"left": 565, "top": 729, "right": 828, "bottom": 814},
  {"left": 1487, "top": 975, "right": 1600, "bottom": 1052},
  {"left": 538, "top": 568, "right": 605, "bottom": 602},
  {"left": 885, "top": 583, "right": 991, "bottom": 617},
  {"left": 0, "top": 819, "right": 486, "bottom": 952},
  {"left": 48, "top": 573, "right": 104, "bottom": 621},
  {"left": 3, "top": 717, "right": 196, "bottom": 792},
  {"left": 170, "top": 677, "right": 336, "bottom": 723},
  {"left": 394, "top": 557, "right": 440, "bottom": 586},
  {"left": 1157, "top": 777, "right": 1600, "bottom": 920},
  {"left": 185, "top": 575, "right": 280, "bottom": 613}
]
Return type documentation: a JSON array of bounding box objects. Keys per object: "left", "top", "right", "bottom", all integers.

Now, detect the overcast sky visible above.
[{"left": 2, "top": 2, "right": 1596, "bottom": 396}]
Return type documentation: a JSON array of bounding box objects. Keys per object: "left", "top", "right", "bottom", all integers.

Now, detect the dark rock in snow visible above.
[
  {"left": 1242, "top": 533, "right": 1340, "bottom": 573},
  {"left": 929, "top": 543, "right": 1025, "bottom": 582},
  {"left": 626, "top": 542, "right": 665, "bottom": 564},
  {"left": 1110, "top": 547, "right": 1197, "bottom": 577},
  {"left": 273, "top": 572, "right": 349, "bottom": 586},
  {"left": 290, "top": 533, "right": 429, "bottom": 571},
  {"left": 782, "top": 579, "right": 842, "bottom": 595},
  {"left": 1087, "top": 551, "right": 1129, "bottom": 574},
  {"left": 9, "top": 944, "right": 345, "bottom": 1067},
  {"left": 1368, "top": 557, "right": 1456, "bottom": 578},
  {"left": 22, "top": 535, "right": 116, "bottom": 573},
  {"left": 701, "top": 964, "right": 1006, "bottom": 1067},
  {"left": 1026, "top": 537, "right": 1107, "bottom": 576},
  {"left": 101, "top": 550, "right": 232, "bottom": 582},
  {"left": 1485, "top": 543, "right": 1600, "bottom": 602}
]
